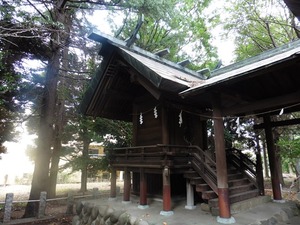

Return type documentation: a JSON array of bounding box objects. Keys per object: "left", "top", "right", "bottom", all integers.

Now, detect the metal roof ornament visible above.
[{"left": 154, "top": 49, "right": 170, "bottom": 57}]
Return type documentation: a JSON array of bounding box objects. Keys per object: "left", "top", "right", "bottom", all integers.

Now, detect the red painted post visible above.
[
  {"left": 139, "top": 168, "right": 148, "bottom": 206},
  {"left": 123, "top": 168, "right": 131, "bottom": 202},
  {"left": 263, "top": 115, "right": 282, "bottom": 200},
  {"left": 110, "top": 169, "right": 117, "bottom": 198},
  {"left": 162, "top": 166, "right": 172, "bottom": 212}
]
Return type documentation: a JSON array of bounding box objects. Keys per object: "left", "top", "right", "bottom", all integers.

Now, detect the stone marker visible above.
[
  {"left": 38, "top": 191, "right": 47, "bottom": 218},
  {"left": 3, "top": 193, "right": 13, "bottom": 223}
]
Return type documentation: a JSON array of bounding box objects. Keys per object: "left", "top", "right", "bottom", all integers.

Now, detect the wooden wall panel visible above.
[
  {"left": 135, "top": 102, "right": 162, "bottom": 146},
  {"left": 168, "top": 108, "right": 206, "bottom": 148}
]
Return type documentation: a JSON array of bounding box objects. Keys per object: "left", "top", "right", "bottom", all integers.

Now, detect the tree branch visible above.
[
  {"left": 264, "top": 21, "right": 277, "bottom": 48},
  {"left": 26, "top": 0, "right": 48, "bottom": 21},
  {"left": 59, "top": 73, "right": 91, "bottom": 81}
]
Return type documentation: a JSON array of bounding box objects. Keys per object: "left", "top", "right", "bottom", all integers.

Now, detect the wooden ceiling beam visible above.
[
  {"left": 222, "top": 90, "right": 300, "bottom": 116},
  {"left": 254, "top": 118, "right": 300, "bottom": 129},
  {"left": 220, "top": 91, "right": 252, "bottom": 105}
]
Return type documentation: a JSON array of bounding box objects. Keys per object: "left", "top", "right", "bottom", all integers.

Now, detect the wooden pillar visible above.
[
  {"left": 160, "top": 166, "right": 173, "bottom": 216},
  {"left": 110, "top": 169, "right": 117, "bottom": 199},
  {"left": 263, "top": 115, "right": 282, "bottom": 201},
  {"left": 255, "top": 134, "right": 265, "bottom": 196},
  {"left": 138, "top": 168, "right": 149, "bottom": 209},
  {"left": 212, "top": 94, "right": 235, "bottom": 223},
  {"left": 123, "top": 168, "right": 131, "bottom": 203}
]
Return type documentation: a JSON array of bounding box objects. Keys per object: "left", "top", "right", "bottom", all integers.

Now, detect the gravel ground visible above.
[
  {"left": 0, "top": 182, "right": 123, "bottom": 224},
  {"left": 0, "top": 182, "right": 122, "bottom": 202},
  {"left": 0, "top": 180, "right": 299, "bottom": 224}
]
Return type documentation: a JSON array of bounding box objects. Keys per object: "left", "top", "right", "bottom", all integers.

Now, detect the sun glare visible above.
[{"left": 1, "top": 131, "right": 35, "bottom": 186}]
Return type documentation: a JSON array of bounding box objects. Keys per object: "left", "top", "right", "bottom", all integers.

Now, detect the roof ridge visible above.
[
  {"left": 211, "top": 39, "right": 300, "bottom": 78},
  {"left": 88, "top": 31, "right": 206, "bottom": 80}
]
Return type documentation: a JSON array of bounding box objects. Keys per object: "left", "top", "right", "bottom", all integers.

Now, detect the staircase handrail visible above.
[
  {"left": 227, "top": 148, "right": 258, "bottom": 187},
  {"left": 111, "top": 144, "right": 195, "bottom": 167},
  {"left": 189, "top": 145, "right": 218, "bottom": 193}
]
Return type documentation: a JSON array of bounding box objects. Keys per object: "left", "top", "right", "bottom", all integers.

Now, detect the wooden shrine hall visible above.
[{"left": 81, "top": 30, "right": 300, "bottom": 223}]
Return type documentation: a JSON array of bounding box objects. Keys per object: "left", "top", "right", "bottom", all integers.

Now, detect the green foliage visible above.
[
  {"left": 111, "top": 0, "right": 217, "bottom": 70},
  {"left": 124, "top": 0, "right": 177, "bottom": 17},
  {"left": 278, "top": 135, "right": 300, "bottom": 174},
  {"left": 0, "top": 0, "right": 52, "bottom": 155},
  {"left": 222, "top": 0, "right": 299, "bottom": 61},
  {"left": 0, "top": 50, "right": 22, "bottom": 154},
  {"left": 61, "top": 116, "right": 132, "bottom": 174},
  {"left": 278, "top": 137, "right": 300, "bottom": 159}
]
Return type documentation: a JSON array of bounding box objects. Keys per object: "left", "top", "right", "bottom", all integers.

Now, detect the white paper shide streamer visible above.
[
  {"left": 179, "top": 110, "right": 183, "bottom": 127},
  {"left": 139, "top": 112, "right": 143, "bottom": 125},
  {"left": 154, "top": 106, "right": 158, "bottom": 118}
]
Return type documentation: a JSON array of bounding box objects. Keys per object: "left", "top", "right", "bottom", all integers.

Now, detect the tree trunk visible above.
[
  {"left": 273, "top": 129, "right": 285, "bottom": 186},
  {"left": 23, "top": 3, "right": 71, "bottom": 217},
  {"left": 48, "top": 125, "right": 62, "bottom": 198},
  {"left": 80, "top": 137, "right": 90, "bottom": 192},
  {"left": 48, "top": 42, "right": 69, "bottom": 198},
  {"left": 24, "top": 48, "right": 60, "bottom": 218}
]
